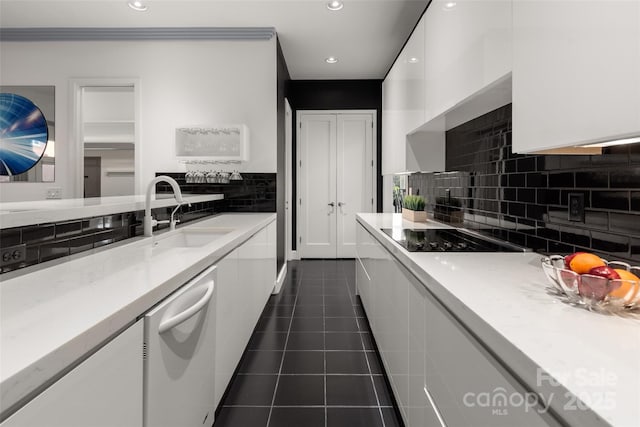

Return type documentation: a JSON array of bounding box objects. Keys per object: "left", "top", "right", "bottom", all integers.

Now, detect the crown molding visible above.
[{"left": 0, "top": 27, "right": 276, "bottom": 41}]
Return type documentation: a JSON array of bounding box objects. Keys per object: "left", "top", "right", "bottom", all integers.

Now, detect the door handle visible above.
[
  {"left": 158, "top": 280, "right": 214, "bottom": 333},
  {"left": 328, "top": 202, "right": 335, "bottom": 207},
  {"left": 338, "top": 202, "right": 346, "bottom": 207}
]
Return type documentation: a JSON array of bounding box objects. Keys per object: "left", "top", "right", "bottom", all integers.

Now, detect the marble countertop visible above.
[
  {"left": 0, "top": 194, "right": 224, "bottom": 229},
  {"left": 357, "top": 213, "right": 640, "bottom": 427},
  {"left": 0, "top": 212, "right": 275, "bottom": 418}
]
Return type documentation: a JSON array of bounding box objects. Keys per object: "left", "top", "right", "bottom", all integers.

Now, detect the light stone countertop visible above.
[
  {"left": 357, "top": 213, "right": 640, "bottom": 427},
  {"left": 0, "top": 194, "right": 224, "bottom": 229},
  {"left": 0, "top": 212, "right": 275, "bottom": 419}
]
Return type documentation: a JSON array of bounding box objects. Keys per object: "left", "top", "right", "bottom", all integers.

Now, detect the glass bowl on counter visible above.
[{"left": 541, "top": 255, "right": 640, "bottom": 314}]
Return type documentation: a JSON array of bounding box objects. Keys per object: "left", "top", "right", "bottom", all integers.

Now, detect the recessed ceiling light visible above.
[
  {"left": 128, "top": 0, "right": 148, "bottom": 12},
  {"left": 408, "top": 57, "right": 419, "bottom": 64},
  {"left": 327, "top": 1, "right": 344, "bottom": 11},
  {"left": 325, "top": 57, "right": 338, "bottom": 64},
  {"left": 443, "top": 1, "right": 457, "bottom": 10}
]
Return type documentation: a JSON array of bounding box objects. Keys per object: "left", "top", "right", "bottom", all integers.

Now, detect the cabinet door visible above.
[
  {"left": 424, "top": 289, "right": 558, "bottom": 426},
  {"left": 407, "top": 268, "right": 443, "bottom": 427},
  {"left": 423, "top": 0, "right": 512, "bottom": 121},
  {"left": 381, "top": 17, "right": 426, "bottom": 175},
  {"left": 214, "top": 222, "right": 277, "bottom": 408},
  {"left": 382, "top": 73, "right": 405, "bottom": 175},
  {"left": 383, "top": 255, "right": 409, "bottom": 423},
  {"left": 512, "top": 0, "right": 640, "bottom": 152},
  {"left": 2, "top": 321, "right": 143, "bottom": 427},
  {"left": 355, "top": 222, "right": 375, "bottom": 313},
  {"left": 214, "top": 247, "right": 240, "bottom": 407},
  {"left": 238, "top": 223, "right": 276, "bottom": 337}
]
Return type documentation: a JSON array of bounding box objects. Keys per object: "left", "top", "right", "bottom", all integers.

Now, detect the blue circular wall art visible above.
[{"left": 0, "top": 93, "right": 49, "bottom": 176}]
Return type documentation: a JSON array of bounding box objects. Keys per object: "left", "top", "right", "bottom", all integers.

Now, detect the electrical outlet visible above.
[
  {"left": 0, "top": 244, "right": 26, "bottom": 267},
  {"left": 46, "top": 187, "right": 62, "bottom": 199},
  {"left": 568, "top": 193, "right": 585, "bottom": 222}
]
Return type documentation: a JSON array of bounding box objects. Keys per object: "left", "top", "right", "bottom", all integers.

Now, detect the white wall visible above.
[{"left": 0, "top": 38, "right": 277, "bottom": 202}]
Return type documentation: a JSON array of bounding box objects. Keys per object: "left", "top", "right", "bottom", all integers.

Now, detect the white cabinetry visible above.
[
  {"left": 1, "top": 321, "right": 143, "bottom": 427},
  {"left": 382, "top": 17, "right": 426, "bottom": 175},
  {"left": 215, "top": 221, "right": 276, "bottom": 407},
  {"left": 423, "top": 0, "right": 512, "bottom": 122},
  {"left": 382, "top": 0, "right": 511, "bottom": 175},
  {"left": 422, "top": 280, "right": 557, "bottom": 427},
  {"left": 356, "top": 222, "right": 559, "bottom": 427},
  {"left": 512, "top": 0, "right": 640, "bottom": 153}
]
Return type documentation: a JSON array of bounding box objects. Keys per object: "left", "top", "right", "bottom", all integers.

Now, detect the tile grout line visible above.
[
  {"left": 323, "top": 262, "right": 328, "bottom": 427},
  {"left": 345, "top": 263, "right": 387, "bottom": 427},
  {"left": 264, "top": 270, "right": 302, "bottom": 427}
]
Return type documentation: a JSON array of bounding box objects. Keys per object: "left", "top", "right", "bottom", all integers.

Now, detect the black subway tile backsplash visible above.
[
  {"left": 609, "top": 213, "right": 640, "bottom": 237},
  {"left": 549, "top": 172, "right": 574, "bottom": 188},
  {"left": 409, "top": 104, "right": 640, "bottom": 262},
  {"left": 40, "top": 240, "right": 70, "bottom": 263},
  {"left": 575, "top": 172, "right": 608, "bottom": 188},
  {"left": 591, "top": 191, "right": 629, "bottom": 211},
  {"left": 1, "top": 229, "right": 21, "bottom": 247},
  {"left": 22, "top": 225, "right": 55, "bottom": 244},
  {"left": 82, "top": 217, "right": 104, "bottom": 232},
  {"left": 610, "top": 169, "right": 640, "bottom": 188},
  {"left": 69, "top": 235, "right": 94, "bottom": 255},
  {"left": 632, "top": 192, "right": 640, "bottom": 211},
  {"left": 55, "top": 221, "right": 82, "bottom": 239},
  {"left": 1, "top": 172, "right": 274, "bottom": 274}
]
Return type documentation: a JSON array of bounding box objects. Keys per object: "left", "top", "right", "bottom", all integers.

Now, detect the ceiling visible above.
[{"left": 0, "top": 0, "right": 429, "bottom": 80}]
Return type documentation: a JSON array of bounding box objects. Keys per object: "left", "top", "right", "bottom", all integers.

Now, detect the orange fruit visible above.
[
  {"left": 568, "top": 253, "right": 605, "bottom": 274},
  {"left": 609, "top": 269, "right": 640, "bottom": 300}
]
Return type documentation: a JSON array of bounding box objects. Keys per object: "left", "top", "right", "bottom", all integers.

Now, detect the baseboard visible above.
[{"left": 274, "top": 262, "right": 287, "bottom": 294}]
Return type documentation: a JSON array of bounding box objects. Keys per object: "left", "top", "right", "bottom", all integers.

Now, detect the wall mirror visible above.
[{"left": 0, "top": 85, "right": 55, "bottom": 183}]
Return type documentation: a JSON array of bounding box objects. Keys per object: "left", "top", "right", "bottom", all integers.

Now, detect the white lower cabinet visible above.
[
  {"left": 356, "top": 222, "right": 560, "bottom": 427},
  {"left": 215, "top": 222, "right": 276, "bottom": 407},
  {"left": 1, "top": 321, "right": 143, "bottom": 427},
  {"left": 423, "top": 281, "right": 559, "bottom": 427}
]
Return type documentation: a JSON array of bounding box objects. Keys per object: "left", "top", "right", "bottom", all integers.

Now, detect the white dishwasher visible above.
[{"left": 143, "top": 265, "right": 217, "bottom": 427}]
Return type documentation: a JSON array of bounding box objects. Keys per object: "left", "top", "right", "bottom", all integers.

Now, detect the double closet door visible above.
[{"left": 298, "top": 111, "right": 376, "bottom": 258}]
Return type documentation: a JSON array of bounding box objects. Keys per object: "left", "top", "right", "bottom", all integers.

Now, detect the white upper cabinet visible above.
[
  {"left": 382, "top": 17, "right": 426, "bottom": 175},
  {"left": 512, "top": 0, "right": 640, "bottom": 153},
  {"left": 383, "top": 0, "right": 512, "bottom": 174},
  {"left": 423, "top": 0, "right": 512, "bottom": 122}
]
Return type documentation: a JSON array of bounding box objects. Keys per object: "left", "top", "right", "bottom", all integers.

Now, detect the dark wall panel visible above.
[{"left": 276, "top": 38, "right": 290, "bottom": 272}]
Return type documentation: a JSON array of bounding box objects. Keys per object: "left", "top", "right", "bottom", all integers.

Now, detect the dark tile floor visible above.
[{"left": 214, "top": 259, "right": 404, "bottom": 427}]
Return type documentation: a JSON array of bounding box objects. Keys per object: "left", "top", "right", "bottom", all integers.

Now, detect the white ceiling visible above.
[{"left": 0, "top": 0, "right": 429, "bottom": 79}]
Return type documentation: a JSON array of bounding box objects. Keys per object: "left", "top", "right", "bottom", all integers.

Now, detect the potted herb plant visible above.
[{"left": 402, "top": 194, "right": 427, "bottom": 222}]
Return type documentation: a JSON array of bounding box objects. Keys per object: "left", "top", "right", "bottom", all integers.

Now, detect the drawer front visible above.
[{"left": 424, "top": 290, "right": 559, "bottom": 427}]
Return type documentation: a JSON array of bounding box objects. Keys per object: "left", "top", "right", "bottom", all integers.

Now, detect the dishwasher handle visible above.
[{"left": 158, "top": 280, "right": 214, "bottom": 334}]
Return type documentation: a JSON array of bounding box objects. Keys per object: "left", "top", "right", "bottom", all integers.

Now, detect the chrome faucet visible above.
[{"left": 144, "top": 176, "right": 187, "bottom": 237}]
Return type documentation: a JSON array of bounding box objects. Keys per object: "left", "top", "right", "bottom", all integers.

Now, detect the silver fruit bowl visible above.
[{"left": 541, "top": 255, "right": 640, "bottom": 314}]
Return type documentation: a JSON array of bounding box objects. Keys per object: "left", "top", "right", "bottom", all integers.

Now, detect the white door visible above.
[{"left": 298, "top": 111, "right": 375, "bottom": 258}]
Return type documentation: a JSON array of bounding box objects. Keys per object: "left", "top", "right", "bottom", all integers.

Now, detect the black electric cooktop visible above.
[{"left": 381, "top": 228, "right": 526, "bottom": 253}]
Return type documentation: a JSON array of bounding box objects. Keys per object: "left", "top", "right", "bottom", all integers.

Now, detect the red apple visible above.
[
  {"left": 564, "top": 252, "right": 586, "bottom": 269},
  {"left": 587, "top": 265, "right": 621, "bottom": 280}
]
